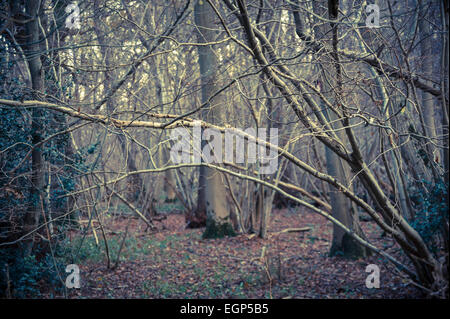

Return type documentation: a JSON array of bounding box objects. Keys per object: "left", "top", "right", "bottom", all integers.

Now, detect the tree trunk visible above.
[
  {"left": 154, "top": 56, "right": 176, "bottom": 203},
  {"left": 323, "top": 0, "right": 368, "bottom": 258},
  {"left": 419, "top": 8, "right": 438, "bottom": 156},
  {"left": 194, "top": 0, "right": 234, "bottom": 238},
  {"left": 18, "top": 0, "right": 45, "bottom": 256}
]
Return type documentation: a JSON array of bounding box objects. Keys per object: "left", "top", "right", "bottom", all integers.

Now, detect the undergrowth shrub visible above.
[
  {"left": 410, "top": 180, "right": 448, "bottom": 253},
  {"left": 0, "top": 244, "right": 65, "bottom": 298}
]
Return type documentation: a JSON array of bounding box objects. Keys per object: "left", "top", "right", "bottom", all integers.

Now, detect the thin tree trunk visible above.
[
  {"left": 93, "top": 0, "right": 144, "bottom": 204},
  {"left": 320, "top": 0, "right": 368, "bottom": 258},
  {"left": 20, "top": 0, "right": 45, "bottom": 256}
]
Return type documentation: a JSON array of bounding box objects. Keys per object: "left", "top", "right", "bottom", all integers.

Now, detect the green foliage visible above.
[
  {"left": 0, "top": 61, "right": 34, "bottom": 223},
  {"left": 0, "top": 245, "right": 65, "bottom": 298},
  {"left": 62, "top": 236, "right": 103, "bottom": 264},
  {"left": 140, "top": 260, "right": 248, "bottom": 298},
  {"left": 62, "top": 233, "right": 173, "bottom": 265},
  {"left": 0, "top": 52, "right": 84, "bottom": 223},
  {"left": 157, "top": 201, "right": 185, "bottom": 214},
  {"left": 410, "top": 180, "right": 448, "bottom": 252},
  {"left": 0, "top": 53, "right": 93, "bottom": 298}
]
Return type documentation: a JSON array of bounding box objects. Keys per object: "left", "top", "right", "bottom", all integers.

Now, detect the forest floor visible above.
[{"left": 64, "top": 208, "right": 423, "bottom": 299}]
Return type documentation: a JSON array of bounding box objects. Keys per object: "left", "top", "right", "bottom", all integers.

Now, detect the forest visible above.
[{"left": 0, "top": 0, "right": 448, "bottom": 300}]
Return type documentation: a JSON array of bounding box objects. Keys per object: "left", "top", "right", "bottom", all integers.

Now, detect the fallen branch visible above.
[{"left": 271, "top": 227, "right": 311, "bottom": 235}]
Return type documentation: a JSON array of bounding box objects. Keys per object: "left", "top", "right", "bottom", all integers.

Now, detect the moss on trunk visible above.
[
  {"left": 202, "top": 219, "right": 236, "bottom": 239},
  {"left": 329, "top": 233, "right": 370, "bottom": 259}
]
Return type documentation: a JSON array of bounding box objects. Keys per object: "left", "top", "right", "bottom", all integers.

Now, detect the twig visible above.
[{"left": 271, "top": 227, "right": 311, "bottom": 235}]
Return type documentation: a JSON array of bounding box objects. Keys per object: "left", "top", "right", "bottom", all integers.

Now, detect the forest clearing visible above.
[{"left": 63, "top": 208, "right": 422, "bottom": 299}]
